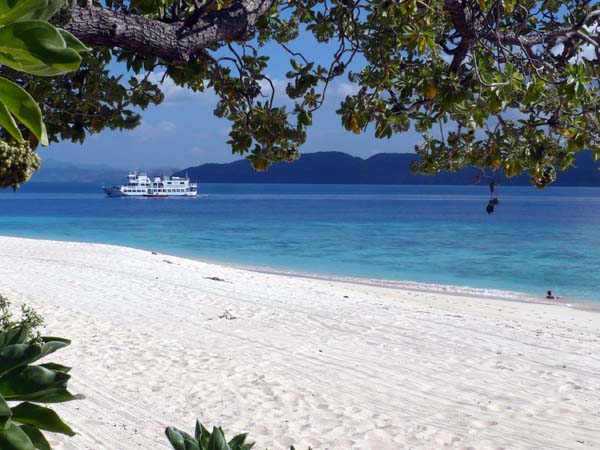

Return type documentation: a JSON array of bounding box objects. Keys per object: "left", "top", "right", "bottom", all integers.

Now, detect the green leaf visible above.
[
  {"left": 0, "top": 344, "right": 42, "bottom": 377},
  {"left": 0, "top": 20, "right": 82, "bottom": 76},
  {"left": 0, "top": 0, "right": 45, "bottom": 26},
  {"left": 0, "top": 326, "right": 31, "bottom": 347},
  {"left": 20, "top": 0, "right": 66, "bottom": 21},
  {"left": 130, "top": 0, "right": 157, "bottom": 14},
  {"left": 297, "top": 110, "right": 312, "bottom": 126},
  {"left": 0, "top": 395, "right": 11, "bottom": 429},
  {"left": 38, "top": 363, "right": 71, "bottom": 374},
  {"left": 19, "top": 425, "right": 51, "bottom": 450},
  {"left": 194, "top": 420, "right": 202, "bottom": 442},
  {"left": 6, "top": 388, "right": 82, "bottom": 404},
  {"left": 208, "top": 427, "right": 229, "bottom": 450},
  {"left": 165, "top": 427, "right": 200, "bottom": 450},
  {"left": 0, "top": 101, "right": 24, "bottom": 142},
  {"left": 0, "top": 365, "right": 82, "bottom": 403},
  {"left": 58, "top": 30, "right": 90, "bottom": 53},
  {"left": 228, "top": 433, "right": 252, "bottom": 450},
  {"left": 0, "top": 77, "right": 48, "bottom": 145},
  {"left": 198, "top": 423, "right": 211, "bottom": 449},
  {"left": 10, "top": 403, "right": 75, "bottom": 436},
  {"left": 38, "top": 337, "right": 70, "bottom": 360},
  {"left": 0, "top": 422, "right": 36, "bottom": 450}
]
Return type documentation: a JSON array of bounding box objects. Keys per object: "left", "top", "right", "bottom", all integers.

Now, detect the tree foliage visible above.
[
  {"left": 0, "top": 48, "right": 164, "bottom": 146},
  {"left": 2, "top": 1, "right": 600, "bottom": 187},
  {"left": 0, "top": 295, "right": 81, "bottom": 450},
  {"left": 56, "top": 0, "right": 600, "bottom": 186},
  {"left": 0, "top": 0, "right": 87, "bottom": 188}
]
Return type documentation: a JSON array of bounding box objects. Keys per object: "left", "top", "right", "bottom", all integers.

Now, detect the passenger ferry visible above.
[{"left": 103, "top": 172, "right": 198, "bottom": 197}]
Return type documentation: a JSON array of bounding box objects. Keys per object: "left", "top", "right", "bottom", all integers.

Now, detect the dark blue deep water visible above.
[{"left": 1, "top": 183, "right": 599, "bottom": 302}]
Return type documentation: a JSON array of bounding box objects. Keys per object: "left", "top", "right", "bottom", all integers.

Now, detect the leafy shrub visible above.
[
  {"left": 0, "top": 294, "right": 81, "bottom": 449},
  {"left": 165, "top": 420, "right": 312, "bottom": 450},
  {"left": 0, "top": 0, "right": 87, "bottom": 188},
  {"left": 0, "top": 295, "right": 44, "bottom": 342}
]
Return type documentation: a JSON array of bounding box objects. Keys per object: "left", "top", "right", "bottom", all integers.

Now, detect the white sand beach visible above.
[{"left": 0, "top": 236, "right": 599, "bottom": 450}]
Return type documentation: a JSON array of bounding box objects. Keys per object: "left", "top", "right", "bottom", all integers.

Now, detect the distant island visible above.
[
  {"left": 29, "top": 151, "right": 600, "bottom": 187},
  {"left": 174, "top": 150, "right": 600, "bottom": 186},
  {"left": 30, "top": 159, "right": 181, "bottom": 184}
]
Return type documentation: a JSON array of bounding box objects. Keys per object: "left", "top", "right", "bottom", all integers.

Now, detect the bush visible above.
[
  {"left": 0, "top": 294, "right": 81, "bottom": 450},
  {"left": 165, "top": 420, "right": 312, "bottom": 450}
]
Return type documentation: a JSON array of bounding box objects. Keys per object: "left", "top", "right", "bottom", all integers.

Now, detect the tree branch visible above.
[{"left": 64, "top": 0, "right": 277, "bottom": 64}]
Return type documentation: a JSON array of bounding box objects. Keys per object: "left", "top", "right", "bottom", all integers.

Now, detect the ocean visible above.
[{"left": 1, "top": 183, "right": 599, "bottom": 302}]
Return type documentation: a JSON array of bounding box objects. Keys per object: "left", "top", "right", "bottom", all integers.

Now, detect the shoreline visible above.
[
  {"left": 0, "top": 233, "right": 592, "bottom": 309},
  {"left": 1, "top": 236, "right": 599, "bottom": 449}
]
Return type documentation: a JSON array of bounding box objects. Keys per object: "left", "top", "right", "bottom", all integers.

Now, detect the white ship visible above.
[{"left": 103, "top": 172, "right": 198, "bottom": 197}]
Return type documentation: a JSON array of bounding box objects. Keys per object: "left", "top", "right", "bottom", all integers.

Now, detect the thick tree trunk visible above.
[{"left": 63, "top": 0, "right": 276, "bottom": 63}]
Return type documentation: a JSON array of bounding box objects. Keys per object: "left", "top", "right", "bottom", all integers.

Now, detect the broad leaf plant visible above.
[{"left": 0, "top": 0, "right": 87, "bottom": 189}]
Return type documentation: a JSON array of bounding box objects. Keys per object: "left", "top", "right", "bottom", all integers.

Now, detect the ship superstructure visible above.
[{"left": 103, "top": 172, "right": 198, "bottom": 197}]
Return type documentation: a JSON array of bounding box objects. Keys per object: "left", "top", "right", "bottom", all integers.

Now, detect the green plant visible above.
[
  {"left": 0, "top": 0, "right": 87, "bottom": 188},
  {"left": 166, "top": 420, "right": 255, "bottom": 450},
  {"left": 0, "top": 295, "right": 44, "bottom": 343},
  {"left": 166, "top": 420, "right": 313, "bottom": 450},
  {"left": 0, "top": 295, "right": 81, "bottom": 450}
]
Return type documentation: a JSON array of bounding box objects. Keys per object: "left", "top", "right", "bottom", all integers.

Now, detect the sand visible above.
[{"left": 0, "top": 236, "right": 599, "bottom": 450}]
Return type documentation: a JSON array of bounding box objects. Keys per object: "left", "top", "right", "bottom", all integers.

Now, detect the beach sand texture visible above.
[{"left": 0, "top": 236, "right": 599, "bottom": 450}]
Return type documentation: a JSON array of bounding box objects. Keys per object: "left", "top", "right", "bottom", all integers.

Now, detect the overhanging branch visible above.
[{"left": 64, "top": 0, "right": 277, "bottom": 64}]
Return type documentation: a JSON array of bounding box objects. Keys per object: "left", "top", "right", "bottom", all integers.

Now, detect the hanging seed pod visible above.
[{"left": 0, "top": 140, "right": 41, "bottom": 190}]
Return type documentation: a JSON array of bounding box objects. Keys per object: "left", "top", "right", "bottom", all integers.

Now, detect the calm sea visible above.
[{"left": 1, "top": 183, "right": 599, "bottom": 302}]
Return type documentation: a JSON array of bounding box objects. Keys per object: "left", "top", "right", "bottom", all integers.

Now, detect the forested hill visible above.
[{"left": 174, "top": 151, "right": 600, "bottom": 186}]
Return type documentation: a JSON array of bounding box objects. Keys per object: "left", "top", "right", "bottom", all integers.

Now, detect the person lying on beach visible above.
[{"left": 546, "top": 290, "right": 559, "bottom": 300}]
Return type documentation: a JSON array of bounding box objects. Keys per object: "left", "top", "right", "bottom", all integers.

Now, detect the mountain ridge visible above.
[{"left": 173, "top": 151, "right": 600, "bottom": 186}]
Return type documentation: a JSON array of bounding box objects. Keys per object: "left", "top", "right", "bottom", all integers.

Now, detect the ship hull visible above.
[
  {"left": 103, "top": 187, "right": 197, "bottom": 198},
  {"left": 103, "top": 187, "right": 133, "bottom": 197}
]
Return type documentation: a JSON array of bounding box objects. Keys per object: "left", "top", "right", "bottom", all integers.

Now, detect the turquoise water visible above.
[{"left": 1, "top": 183, "right": 599, "bottom": 302}]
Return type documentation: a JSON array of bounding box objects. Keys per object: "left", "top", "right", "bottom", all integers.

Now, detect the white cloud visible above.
[
  {"left": 131, "top": 120, "right": 177, "bottom": 141},
  {"left": 190, "top": 146, "right": 205, "bottom": 157},
  {"left": 147, "top": 71, "right": 218, "bottom": 105},
  {"left": 334, "top": 82, "right": 360, "bottom": 98},
  {"left": 158, "top": 121, "right": 176, "bottom": 132}
]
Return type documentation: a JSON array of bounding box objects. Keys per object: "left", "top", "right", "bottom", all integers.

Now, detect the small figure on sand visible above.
[{"left": 546, "top": 290, "right": 559, "bottom": 300}]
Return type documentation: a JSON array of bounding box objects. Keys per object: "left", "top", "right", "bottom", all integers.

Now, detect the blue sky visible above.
[{"left": 38, "top": 31, "right": 424, "bottom": 170}]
